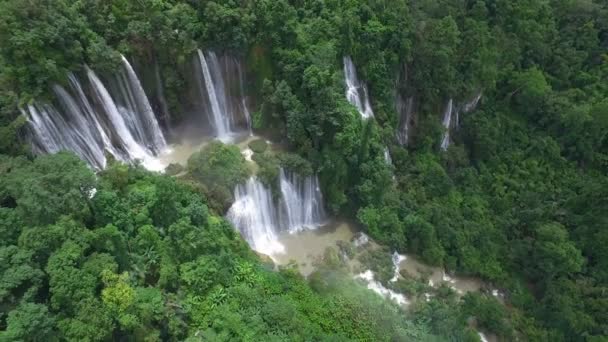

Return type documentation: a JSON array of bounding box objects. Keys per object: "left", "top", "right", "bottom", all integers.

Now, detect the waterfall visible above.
[
  {"left": 25, "top": 103, "right": 80, "bottom": 158},
  {"left": 343, "top": 56, "right": 374, "bottom": 119},
  {"left": 383, "top": 147, "right": 393, "bottom": 165},
  {"left": 66, "top": 73, "right": 115, "bottom": 153},
  {"left": 457, "top": 92, "right": 483, "bottom": 127},
  {"left": 197, "top": 50, "right": 231, "bottom": 140},
  {"left": 195, "top": 50, "right": 252, "bottom": 141},
  {"left": 440, "top": 99, "right": 454, "bottom": 151},
  {"left": 52, "top": 82, "right": 118, "bottom": 168},
  {"left": 226, "top": 178, "right": 286, "bottom": 256},
  {"left": 462, "top": 92, "right": 482, "bottom": 114},
  {"left": 227, "top": 169, "right": 326, "bottom": 256},
  {"left": 355, "top": 270, "right": 409, "bottom": 306},
  {"left": 237, "top": 62, "right": 253, "bottom": 134},
  {"left": 353, "top": 232, "right": 370, "bottom": 247},
  {"left": 86, "top": 66, "right": 162, "bottom": 171},
  {"left": 119, "top": 55, "right": 167, "bottom": 153},
  {"left": 154, "top": 61, "right": 171, "bottom": 127},
  {"left": 396, "top": 95, "right": 414, "bottom": 146},
  {"left": 25, "top": 79, "right": 119, "bottom": 170},
  {"left": 278, "top": 169, "right": 326, "bottom": 232},
  {"left": 24, "top": 62, "right": 167, "bottom": 171},
  {"left": 440, "top": 92, "right": 482, "bottom": 149},
  {"left": 390, "top": 252, "right": 406, "bottom": 282}
]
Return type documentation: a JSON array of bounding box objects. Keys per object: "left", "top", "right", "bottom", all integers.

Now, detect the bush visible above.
[
  {"left": 248, "top": 139, "right": 268, "bottom": 154},
  {"left": 278, "top": 153, "right": 313, "bottom": 176},
  {"left": 251, "top": 152, "right": 280, "bottom": 196},
  {"left": 187, "top": 142, "right": 249, "bottom": 208}
]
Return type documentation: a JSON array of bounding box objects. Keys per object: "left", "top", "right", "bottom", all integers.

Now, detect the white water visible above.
[
  {"left": 279, "top": 169, "right": 326, "bottom": 232},
  {"left": 66, "top": 73, "right": 117, "bottom": 158},
  {"left": 440, "top": 99, "right": 454, "bottom": 151},
  {"left": 196, "top": 50, "right": 252, "bottom": 141},
  {"left": 227, "top": 169, "right": 326, "bottom": 256},
  {"left": 52, "top": 84, "right": 112, "bottom": 168},
  {"left": 396, "top": 95, "right": 414, "bottom": 145},
  {"left": 440, "top": 93, "right": 482, "bottom": 148},
  {"left": 86, "top": 67, "right": 163, "bottom": 171},
  {"left": 462, "top": 92, "right": 483, "bottom": 114},
  {"left": 355, "top": 270, "right": 409, "bottom": 306},
  {"left": 227, "top": 177, "right": 286, "bottom": 256},
  {"left": 457, "top": 92, "right": 483, "bottom": 127},
  {"left": 25, "top": 103, "right": 78, "bottom": 157},
  {"left": 383, "top": 147, "right": 393, "bottom": 165},
  {"left": 353, "top": 232, "right": 370, "bottom": 247},
  {"left": 154, "top": 61, "right": 170, "bottom": 127},
  {"left": 241, "top": 148, "right": 254, "bottom": 162},
  {"left": 478, "top": 332, "right": 489, "bottom": 342},
  {"left": 120, "top": 55, "right": 167, "bottom": 153},
  {"left": 25, "top": 92, "right": 91, "bottom": 165},
  {"left": 390, "top": 252, "right": 407, "bottom": 282},
  {"left": 197, "top": 50, "right": 231, "bottom": 140},
  {"left": 343, "top": 56, "right": 374, "bottom": 119},
  {"left": 25, "top": 64, "right": 167, "bottom": 171},
  {"left": 237, "top": 61, "right": 253, "bottom": 134}
]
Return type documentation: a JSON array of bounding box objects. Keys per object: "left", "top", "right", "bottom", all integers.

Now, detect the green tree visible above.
[
  {"left": 4, "top": 152, "right": 95, "bottom": 225},
  {"left": 1, "top": 302, "right": 56, "bottom": 341}
]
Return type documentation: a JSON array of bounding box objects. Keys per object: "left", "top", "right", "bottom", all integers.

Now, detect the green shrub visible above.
[
  {"left": 278, "top": 153, "right": 313, "bottom": 176},
  {"left": 248, "top": 139, "right": 268, "bottom": 154},
  {"left": 251, "top": 152, "right": 280, "bottom": 196},
  {"left": 187, "top": 142, "right": 249, "bottom": 208}
]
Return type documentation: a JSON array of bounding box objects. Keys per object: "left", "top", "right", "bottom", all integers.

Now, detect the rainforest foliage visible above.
[
  {"left": 1, "top": 0, "right": 608, "bottom": 341},
  {"left": 1, "top": 153, "right": 451, "bottom": 341}
]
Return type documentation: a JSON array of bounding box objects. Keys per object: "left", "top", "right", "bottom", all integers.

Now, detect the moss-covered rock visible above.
[
  {"left": 248, "top": 139, "right": 268, "bottom": 154},
  {"left": 165, "top": 163, "right": 184, "bottom": 176}
]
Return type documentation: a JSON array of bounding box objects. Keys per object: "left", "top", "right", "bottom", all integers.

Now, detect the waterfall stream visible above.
[
  {"left": 197, "top": 50, "right": 231, "bottom": 140},
  {"left": 25, "top": 59, "right": 167, "bottom": 171},
  {"left": 396, "top": 95, "right": 414, "bottom": 146},
  {"left": 383, "top": 147, "right": 393, "bottom": 165},
  {"left": 227, "top": 169, "right": 326, "bottom": 256},
  {"left": 278, "top": 168, "right": 326, "bottom": 232},
  {"left": 227, "top": 177, "right": 285, "bottom": 255},
  {"left": 120, "top": 55, "right": 167, "bottom": 153},
  {"left": 440, "top": 99, "right": 454, "bottom": 151},
  {"left": 343, "top": 56, "right": 374, "bottom": 119},
  {"left": 195, "top": 50, "right": 252, "bottom": 141},
  {"left": 441, "top": 92, "right": 482, "bottom": 150}
]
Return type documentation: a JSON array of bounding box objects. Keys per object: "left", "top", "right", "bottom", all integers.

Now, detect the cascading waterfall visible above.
[
  {"left": 195, "top": 49, "right": 252, "bottom": 141},
  {"left": 396, "top": 95, "right": 414, "bottom": 146},
  {"left": 278, "top": 169, "right": 326, "bottom": 232},
  {"left": 457, "top": 91, "right": 483, "bottom": 127},
  {"left": 383, "top": 147, "right": 393, "bottom": 165},
  {"left": 25, "top": 103, "right": 82, "bottom": 159},
  {"left": 440, "top": 92, "right": 483, "bottom": 150},
  {"left": 227, "top": 169, "right": 326, "bottom": 256},
  {"left": 237, "top": 62, "right": 253, "bottom": 133},
  {"left": 197, "top": 50, "right": 231, "bottom": 140},
  {"left": 86, "top": 66, "right": 163, "bottom": 171},
  {"left": 53, "top": 82, "right": 119, "bottom": 167},
  {"left": 390, "top": 252, "right": 406, "bottom": 282},
  {"left": 24, "top": 61, "right": 167, "bottom": 171},
  {"left": 226, "top": 178, "right": 286, "bottom": 256},
  {"left": 119, "top": 55, "right": 167, "bottom": 153},
  {"left": 440, "top": 99, "right": 454, "bottom": 151},
  {"left": 343, "top": 56, "right": 374, "bottom": 119},
  {"left": 154, "top": 61, "right": 171, "bottom": 127},
  {"left": 462, "top": 92, "right": 482, "bottom": 114},
  {"left": 66, "top": 73, "right": 115, "bottom": 153}
]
